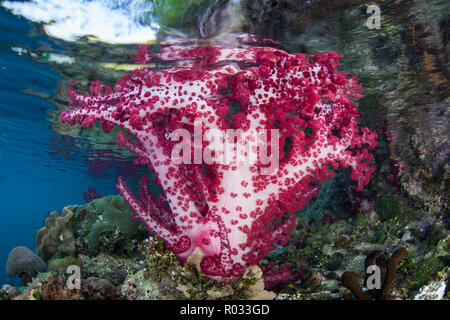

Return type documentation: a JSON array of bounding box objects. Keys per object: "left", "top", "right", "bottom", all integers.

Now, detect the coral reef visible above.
[
  {"left": 39, "top": 275, "right": 123, "bottom": 300},
  {"left": 4, "top": 189, "right": 448, "bottom": 300},
  {"left": 47, "top": 256, "right": 80, "bottom": 274},
  {"left": 80, "top": 253, "right": 140, "bottom": 286},
  {"left": 35, "top": 195, "right": 148, "bottom": 263},
  {"left": 120, "top": 236, "right": 276, "bottom": 300},
  {"left": 3, "top": 271, "right": 124, "bottom": 300}
]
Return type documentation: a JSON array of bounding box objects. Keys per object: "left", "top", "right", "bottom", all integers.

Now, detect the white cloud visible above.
[{"left": 2, "top": 0, "right": 157, "bottom": 44}]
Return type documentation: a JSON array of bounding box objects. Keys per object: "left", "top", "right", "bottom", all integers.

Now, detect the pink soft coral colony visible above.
[{"left": 61, "top": 37, "right": 377, "bottom": 284}]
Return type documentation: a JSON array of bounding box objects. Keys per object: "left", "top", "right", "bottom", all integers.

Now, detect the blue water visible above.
[{"left": 0, "top": 7, "right": 141, "bottom": 286}]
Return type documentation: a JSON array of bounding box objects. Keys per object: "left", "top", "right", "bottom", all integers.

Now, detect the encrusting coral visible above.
[{"left": 81, "top": 195, "right": 146, "bottom": 251}]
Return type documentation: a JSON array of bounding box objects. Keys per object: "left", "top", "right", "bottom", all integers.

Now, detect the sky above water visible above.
[{"left": 2, "top": 0, "right": 158, "bottom": 43}]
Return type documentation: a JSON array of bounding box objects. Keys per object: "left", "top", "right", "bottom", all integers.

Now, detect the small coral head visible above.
[{"left": 61, "top": 37, "right": 376, "bottom": 282}]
